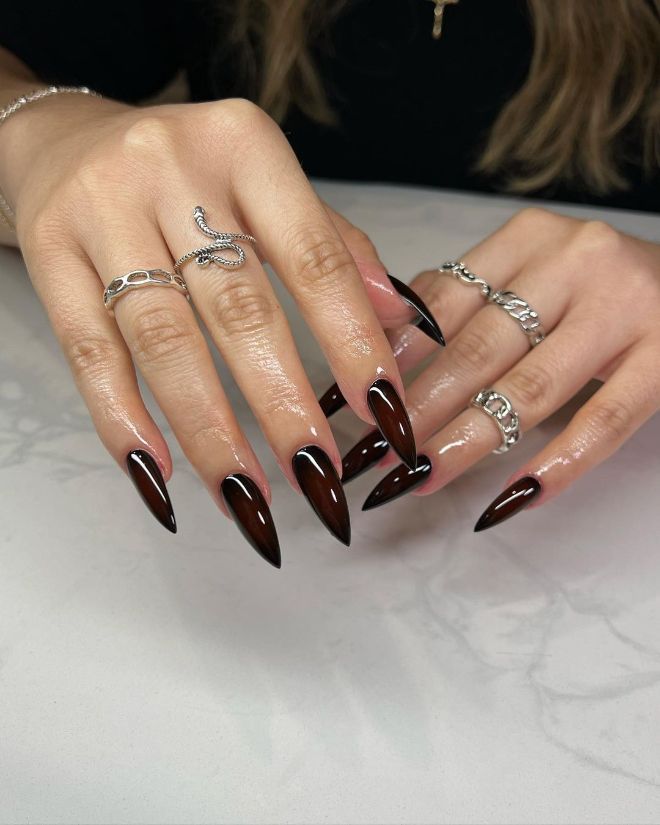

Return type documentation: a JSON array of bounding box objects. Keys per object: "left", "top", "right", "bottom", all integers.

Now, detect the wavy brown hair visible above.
[{"left": 229, "top": 0, "right": 660, "bottom": 194}]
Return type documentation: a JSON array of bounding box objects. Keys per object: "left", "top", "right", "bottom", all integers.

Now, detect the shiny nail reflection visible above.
[
  {"left": 318, "top": 383, "right": 347, "bottom": 418},
  {"left": 292, "top": 445, "right": 351, "bottom": 545},
  {"left": 388, "top": 274, "right": 446, "bottom": 346},
  {"left": 126, "top": 449, "right": 176, "bottom": 533},
  {"left": 342, "top": 431, "right": 390, "bottom": 484},
  {"left": 221, "top": 474, "right": 281, "bottom": 568},
  {"left": 362, "top": 455, "right": 432, "bottom": 511},
  {"left": 474, "top": 476, "right": 541, "bottom": 532},
  {"left": 367, "top": 378, "right": 417, "bottom": 470}
]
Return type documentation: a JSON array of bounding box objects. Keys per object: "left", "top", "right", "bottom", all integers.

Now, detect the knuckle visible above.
[
  {"left": 65, "top": 333, "right": 119, "bottom": 380},
  {"left": 581, "top": 399, "right": 634, "bottom": 442},
  {"left": 130, "top": 304, "right": 196, "bottom": 366},
  {"left": 506, "top": 364, "right": 553, "bottom": 409},
  {"left": 208, "top": 279, "right": 277, "bottom": 337},
  {"left": 344, "top": 224, "right": 375, "bottom": 253},
  {"left": 573, "top": 220, "right": 624, "bottom": 257},
  {"left": 293, "top": 233, "right": 356, "bottom": 290},
  {"left": 120, "top": 115, "right": 178, "bottom": 162},
  {"left": 450, "top": 328, "right": 492, "bottom": 376},
  {"left": 508, "top": 207, "right": 555, "bottom": 232},
  {"left": 208, "top": 97, "right": 272, "bottom": 141}
]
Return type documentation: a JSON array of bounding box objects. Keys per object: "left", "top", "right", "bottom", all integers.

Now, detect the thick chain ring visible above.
[
  {"left": 174, "top": 206, "right": 256, "bottom": 275},
  {"left": 488, "top": 290, "right": 546, "bottom": 346},
  {"left": 103, "top": 269, "right": 189, "bottom": 312},
  {"left": 471, "top": 388, "right": 521, "bottom": 454}
]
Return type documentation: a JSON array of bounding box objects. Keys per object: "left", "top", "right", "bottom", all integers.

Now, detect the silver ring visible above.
[
  {"left": 439, "top": 260, "right": 545, "bottom": 347},
  {"left": 103, "top": 269, "right": 189, "bottom": 312},
  {"left": 174, "top": 206, "right": 256, "bottom": 275},
  {"left": 470, "top": 388, "right": 521, "bottom": 453}
]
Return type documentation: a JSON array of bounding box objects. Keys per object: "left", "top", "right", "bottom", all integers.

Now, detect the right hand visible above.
[{"left": 1, "top": 93, "right": 419, "bottom": 543}]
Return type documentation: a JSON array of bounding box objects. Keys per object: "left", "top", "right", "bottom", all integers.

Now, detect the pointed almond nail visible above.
[
  {"left": 388, "top": 274, "right": 446, "bottom": 346},
  {"left": 126, "top": 449, "right": 176, "bottom": 533},
  {"left": 292, "top": 445, "right": 351, "bottom": 545},
  {"left": 362, "top": 455, "right": 432, "bottom": 511},
  {"left": 474, "top": 476, "right": 541, "bottom": 532},
  {"left": 221, "top": 474, "right": 281, "bottom": 568},
  {"left": 342, "top": 430, "right": 390, "bottom": 484},
  {"left": 319, "top": 383, "right": 347, "bottom": 417},
  {"left": 367, "top": 378, "right": 416, "bottom": 470}
]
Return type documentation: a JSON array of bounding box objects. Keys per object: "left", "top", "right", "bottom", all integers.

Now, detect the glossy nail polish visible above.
[
  {"left": 367, "top": 378, "right": 417, "bottom": 470},
  {"left": 292, "top": 445, "right": 351, "bottom": 546},
  {"left": 388, "top": 274, "right": 446, "bottom": 346},
  {"left": 362, "top": 455, "right": 432, "bottom": 511},
  {"left": 473, "top": 476, "right": 541, "bottom": 532},
  {"left": 221, "top": 474, "right": 281, "bottom": 568},
  {"left": 342, "top": 431, "right": 390, "bottom": 484},
  {"left": 318, "top": 383, "right": 347, "bottom": 418},
  {"left": 126, "top": 449, "right": 176, "bottom": 533}
]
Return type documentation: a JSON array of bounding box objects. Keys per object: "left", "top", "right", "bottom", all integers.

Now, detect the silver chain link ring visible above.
[{"left": 471, "top": 388, "right": 521, "bottom": 453}]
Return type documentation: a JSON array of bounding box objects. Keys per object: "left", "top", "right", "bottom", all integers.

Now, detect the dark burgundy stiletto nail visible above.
[
  {"left": 388, "top": 274, "right": 446, "bottom": 346},
  {"left": 221, "top": 474, "right": 281, "bottom": 568},
  {"left": 342, "top": 431, "right": 390, "bottom": 484},
  {"left": 473, "top": 476, "right": 541, "bottom": 532},
  {"left": 126, "top": 449, "right": 176, "bottom": 533},
  {"left": 292, "top": 445, "right": 351, "bottom": 546},
  {"left": 319, "top": 383, "right": 347, "bottom": 417},
  {"left": 362, "top": 455, "right": 432, "bottom": 511},
  {"left": 367, "top": 378, "right": 417, "bottom": 470}
]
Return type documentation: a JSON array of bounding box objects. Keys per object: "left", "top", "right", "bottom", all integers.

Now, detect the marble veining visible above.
[{"left": 1, "top": 183, "right": 659, "bottom": 824}]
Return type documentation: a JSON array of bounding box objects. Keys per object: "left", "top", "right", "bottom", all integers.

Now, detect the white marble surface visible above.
[{"left": 1, "top": 181, "right": 659, "bottom": 825}]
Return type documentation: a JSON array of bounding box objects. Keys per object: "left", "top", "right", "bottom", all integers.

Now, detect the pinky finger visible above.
[
  {"left": 475, "top": 342, "right": 660, "bottom": 531},
  {"left": 27, "top": 248, "right": 177, "bottom": 533}
]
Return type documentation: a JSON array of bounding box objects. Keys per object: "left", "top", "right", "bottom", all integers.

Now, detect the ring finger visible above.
[{"left": 360, "top": 307, "right": 629, "bottom": 510}]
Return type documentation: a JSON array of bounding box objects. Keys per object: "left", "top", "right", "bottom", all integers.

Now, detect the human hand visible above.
[
  {"left": 328, "top": 208, "right": 660, "bottom": 529},
  {"left": 1, "top": 92, "right": 444, "bottom": 562}
]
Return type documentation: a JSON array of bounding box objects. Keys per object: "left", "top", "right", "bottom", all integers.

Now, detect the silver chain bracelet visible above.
[{"left": 0, "top": 85, "right": 101, "bottom": 231}]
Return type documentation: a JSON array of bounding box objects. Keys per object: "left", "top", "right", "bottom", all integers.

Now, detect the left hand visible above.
[{"left": 339, "top": 208, "right": 660, "bottom": 528}]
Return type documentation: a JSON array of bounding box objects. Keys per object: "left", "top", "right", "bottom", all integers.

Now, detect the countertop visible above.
[{"left": 1, "top": 181, "right": 659, "bottom": 824}]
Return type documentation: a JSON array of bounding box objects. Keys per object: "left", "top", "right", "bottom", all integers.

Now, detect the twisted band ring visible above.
[
  {"left": 470, "top": 388, "right": 521, "bottom": 453},
  {"left": 174, "top": 206, "right": 256, "bottom": 275},
  {"left": 103, "top": 269, "right": 189, "bottom": 312},
  {"left": 439, "top": 260, "right": 546, "bottom": 347}
]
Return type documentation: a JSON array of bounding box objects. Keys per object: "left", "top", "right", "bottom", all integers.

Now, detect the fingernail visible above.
[
  {"left": 473, "top": 476, "right": 541, "bottom": 532},
  {"left": 367, "top": 378, "right": 417, "bottom": 470},
  {"left": 126, "top": 449, "right": 176, "bottom": 533},
  {"left": 292, "top": 445, "right": 351, "bottom": 546},
  {"left": 221, "top": 474, "right": 281, "bottom": 568},
  {"left": 362, "top": 455, "right": 432, "bottom": 511},
  {"left": 342, "top": 430, "right": 390, "bottom": 484},
  {"left": 388, "top": 274, "right": 446, "bottom": 346},
  {"left": 319, "top": 383, "right": 347, "bottom": 417}
]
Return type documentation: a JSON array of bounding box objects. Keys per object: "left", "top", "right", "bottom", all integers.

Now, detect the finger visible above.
[
  {"left": 325, "top": 202, "right": 441, "bottom": 333},
  {"left": 342, "top": 262, "right": 567, "bottom": 481},
  {"left": 361, "top": 311, "right": 627, "bottom": 509},
  {"left": 488, "top": 341, "right": 660, "bottom": 521},
  {"left": 232, "top": 135, "right": 415, "bottom": 457},
  {"left": 77, "top": 218, "right": 284, "bottom": 562},
  {"left": 159, "top": 200, "right": 347, "bottom": 490},
  {"left": 23, "top": 243, "right": 177, "bottom": 532},
  {"left": 387, "top": 209, "right": 577, "bottom": 374}
]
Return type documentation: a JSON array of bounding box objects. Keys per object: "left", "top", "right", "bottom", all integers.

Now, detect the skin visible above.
[
  {"left": 382, "top": 208, "right": 660, "bottom": 508},
  {"left": 1, "top": 50, "right": 658, "bottom": 520},
  {"left": 0, "top": 49, "right": 416, "bottom": 515}
]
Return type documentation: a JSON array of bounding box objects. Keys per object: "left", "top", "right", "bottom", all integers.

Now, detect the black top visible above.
[{"left": 2, "top": 0, "right": 658, "bottom": 211}]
